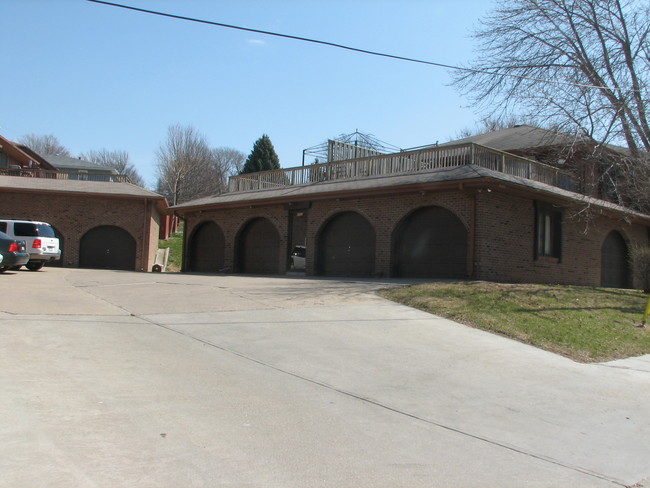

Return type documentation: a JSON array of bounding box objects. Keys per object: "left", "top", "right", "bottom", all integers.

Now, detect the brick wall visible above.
[
  {"left": 183, "top": 186, "right": 649, "bottom": 288},
  {"left": 185, "top": 204, "right": 289, "bottom": 274},
  {"left": 474, "top": 190, "right": 650, "bottom": 287},
  {"left": 0, "top": 192, "right": 160, "bottom": 271}
]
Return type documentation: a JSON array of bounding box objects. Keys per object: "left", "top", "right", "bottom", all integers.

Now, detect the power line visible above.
[{"left": 85, "top": 0, "right": 614, "bottom": 92}]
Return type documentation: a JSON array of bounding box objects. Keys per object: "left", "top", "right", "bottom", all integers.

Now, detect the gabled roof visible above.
[
  {"left": 42, "top": 154, "right": 117, "bottom": 174},
  {"left": 13, "top": 145, "right": 57, "bottom": 170},
  {"left": 440, "top": 125, "right": 591, "bottom": 152},
  {"left": 0, "top": 134, "right": 56, "bottom": 170},
  {"left": 440, "top": 125, "right": 629, "bottom": 155}
]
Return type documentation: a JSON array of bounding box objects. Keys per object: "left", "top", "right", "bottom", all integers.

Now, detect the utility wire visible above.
[{"left": 85, "top": 0, "right": 615, "bottom": 92}]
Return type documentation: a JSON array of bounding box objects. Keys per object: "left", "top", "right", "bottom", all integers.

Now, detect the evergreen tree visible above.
[{"left": 241, "top": 134, "right": 280, "bottom": 174}]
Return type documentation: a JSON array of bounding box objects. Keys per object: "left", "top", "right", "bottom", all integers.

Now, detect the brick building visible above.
[
  {"left": 171, "top": 130, "right": 650, "bottom": 290},
  {"left": 0, "top": 135, "right": 167, "bottom": 271}
]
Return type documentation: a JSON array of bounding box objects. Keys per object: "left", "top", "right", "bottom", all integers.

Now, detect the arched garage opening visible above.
[
  {"left": 601, "top": 230, "right": 631, "bottom": 288},
  {"left": 236, "top": 217, "right": 281, "bottom": 274},
  {"left": 392, "top": 206, "right": 468, "bottom": 279},
  {"left": 317, "top": 211, "right": 375, "bottom": 277},
  {"left": 188, "top": 221, "right": 225, "bottom": 272},
  {"left": 79, "top": 226, "right": 136, "bottom": 270}
]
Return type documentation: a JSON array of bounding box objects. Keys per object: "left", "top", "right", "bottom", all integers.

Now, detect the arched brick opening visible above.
[
  {"left": 392, "top": 206, "right": 468, "bottom": 279},
  {"left": 601, "top": 230, "right": 631, "bottom": 288},
  {"left": 316, "top": 211, "right": 376, "bottom": 277},
  {"left": 188, "top": 221, "right": 225, "bottom": 273},
  {"left": 236, "top": 217, "right": 281, "bottom": 275},
  {"left": 79, "top": 225, "right": 136, "bottom": 270}
]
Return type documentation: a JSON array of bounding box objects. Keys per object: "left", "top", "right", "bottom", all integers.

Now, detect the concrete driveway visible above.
[{"left": 1, "top": 268, "right": 649, "bottom": 488}]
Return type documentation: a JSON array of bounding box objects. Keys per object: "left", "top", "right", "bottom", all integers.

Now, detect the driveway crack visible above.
[{"left": 140, "top": 315, "right": 628, "bottom": 488}]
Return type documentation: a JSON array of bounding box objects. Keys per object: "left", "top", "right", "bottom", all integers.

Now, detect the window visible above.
[
  {"left": 0, "top": 151, "right": 7, "bottom": 168},
  {"left": 535, "top": 203, "right": 562, "bottom": 259}
]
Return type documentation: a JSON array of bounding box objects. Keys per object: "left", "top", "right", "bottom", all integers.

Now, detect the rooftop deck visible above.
[{"left": 228, "top": 143, "right": 578, "bottom": 194}]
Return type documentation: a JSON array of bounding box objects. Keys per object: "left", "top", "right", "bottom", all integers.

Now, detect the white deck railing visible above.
[
  {"left": 0, "top": 167, "right": 133, "bottom": 183},
  {"left": 228, "top": 143, "right": 578, "bottom": 193}
]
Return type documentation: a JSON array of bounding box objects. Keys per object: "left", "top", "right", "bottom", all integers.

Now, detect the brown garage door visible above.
[
  {"left": 189, "top": 221, "right": 225, "bottom": 272},
  {"left": 79, "top": 226, "right": 136, "bottom": 270},
  {"left": 393, "top": 206, "right": 467, "bottom": 278},
  {"left": 317, "top": 212, "right": 375, "bottom": 277},
  {"left": 237, "top": 218, "right": 280, "bottom": 274},
  {"left": 601, "top": 231, "right": 630, "bottom": 288}
]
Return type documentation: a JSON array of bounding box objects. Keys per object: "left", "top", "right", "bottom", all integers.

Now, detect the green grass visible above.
[
  {"left": 378, "top": 282, "right": 650, "bottom": 362},
  {"left": 158, "top": 231, "right": 183, "bottom": 272}
]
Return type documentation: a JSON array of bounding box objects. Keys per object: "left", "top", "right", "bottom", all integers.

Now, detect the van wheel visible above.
[
  {"left": 0, "top": 267, "right": 6, "bottom": 273},
  {"left": 26, "top": 262, "right": 44, "bottom": 271}
]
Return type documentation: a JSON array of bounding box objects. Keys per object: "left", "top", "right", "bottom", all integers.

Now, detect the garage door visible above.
[
  {"left": 393, "top": 206, "right": 467, "bottom": 278},
  {"left": 237, "top": 218, "right": 280, "bottom": 274},
  {"left": 317, "top": 212, "right": 375, "bottom": 277},
  {"left": 189, "top": 221, "right": 225, "bottom": 272},
  {"left": 79, "top": 226, "right": 136, "bottom": 270},
  {"left": 601, "top": 231, "right": 630, "bottom": 288}
]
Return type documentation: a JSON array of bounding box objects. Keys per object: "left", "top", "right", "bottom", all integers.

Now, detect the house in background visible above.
[
  {"left": 171, "top": 127, "right": 650, "bottom": 289},
  {"left": 0, "top": 134, "right": 168, "bottom": 271},
  {"left": 441, "top": 125, "right": 635, "bottom": 203},
  {"left": 0, "top": 134, "right": 57, "bottom": 172},
  {"left": 40, "top": 154, "right": 119, "bottom": 181}
]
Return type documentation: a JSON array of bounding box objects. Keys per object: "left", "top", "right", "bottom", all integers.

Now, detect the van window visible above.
[
  {"left": 14, "top": 223, "right": 39, "bottom": 236},
  {"left": 14, "top": 223, "right": 56, "bottom": 237},
  {"left": 7, "top": 222, "right": 56, "bottom": 237},
  {"left": 36, "top": 224, "right": 56, "bottom": 237}
]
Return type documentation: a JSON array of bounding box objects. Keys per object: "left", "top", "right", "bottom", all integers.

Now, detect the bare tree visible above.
[
  {"left": 603, "top": 154, "right": 650, "bottom": 211},
  {"left": 79, "top": 148, "right": 145, "bottom": 187},
  {"left": 210, "top": 147, "right": 245, "bottom": 192},
  {"left": 156, "top": 125, "right": 246, "bottom": 204},
  {"left": 18, "top": 134, "right": 70, "bottom": 156},
  {"left": 156, "top": 124, "right": 220, "bottom": 205},
  {"left": 454, "top": 0, "right": 650, "bottom": 156}
]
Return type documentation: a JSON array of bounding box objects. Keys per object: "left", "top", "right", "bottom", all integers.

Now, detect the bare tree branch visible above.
[
  {"left": 80, "top": 148, "right": 145, "bottom": 187},
  {"left": 454, "top": 0, "right": 650, "bottom": 155},
  {"left": 18, "top": 134, "right": 70, "bottom": 156},
  {"left": 155, "top": 125, "right": 244, "bottom": 205}
]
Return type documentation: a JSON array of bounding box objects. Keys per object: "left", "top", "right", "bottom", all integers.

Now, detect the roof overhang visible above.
[
  {"left": 0, "top": 175, "right": 168, "bottom": 213},
  {"left": 171, "top": 165, "right": 650, "bottom": 225}
]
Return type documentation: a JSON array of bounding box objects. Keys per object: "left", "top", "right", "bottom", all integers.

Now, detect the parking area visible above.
[{"left": 1, "top": 268, "right": 649, "bottom": 487}]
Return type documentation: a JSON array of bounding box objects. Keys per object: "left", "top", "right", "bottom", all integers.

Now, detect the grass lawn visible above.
[
  {"left": 158, "top": 231, "right": 183, "bottom": 272},
  {"left": 378, "top": 282, "right": 650, "bottom": 362}
]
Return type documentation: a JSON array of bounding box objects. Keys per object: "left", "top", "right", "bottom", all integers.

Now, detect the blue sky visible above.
[{"left": 2, "top": 0, "right": 492, "bottom": 188}]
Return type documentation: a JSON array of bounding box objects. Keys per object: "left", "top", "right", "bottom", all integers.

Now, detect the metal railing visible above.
[
  {"left": 228, "top": 143, "right": 578, "bottom": 194},
  {"left": 0, "top": 167, "right": 133, "bottom": 183}
]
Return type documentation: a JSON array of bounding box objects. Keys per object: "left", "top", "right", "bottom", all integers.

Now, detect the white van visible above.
[{"left": 0, "top": 220, "right": 61, "bottom": 271}]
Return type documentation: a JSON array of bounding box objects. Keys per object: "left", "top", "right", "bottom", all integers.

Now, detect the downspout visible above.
[
  {"left": 142, "top": 198, "right": 151, "bottom": 271},
  {"left": 178, "top": 213, "right": 188, "bottom": 272},
  {"left": 471, "top": 190, "right": 478, "bottom": 279}
]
